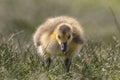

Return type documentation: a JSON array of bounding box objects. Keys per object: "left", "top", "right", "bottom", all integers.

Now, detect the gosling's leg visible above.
[{"left": 64, "top": 58, "right": 71, "bottom": 72}]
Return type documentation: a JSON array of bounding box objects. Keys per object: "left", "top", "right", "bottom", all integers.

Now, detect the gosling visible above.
[{"left": 33, "top": 16, "right": 84, "bottom": 72}]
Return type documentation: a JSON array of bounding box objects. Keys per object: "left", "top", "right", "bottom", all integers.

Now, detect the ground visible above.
[{"left": 0, "top": 36, "right": 120, "bottom": 80}]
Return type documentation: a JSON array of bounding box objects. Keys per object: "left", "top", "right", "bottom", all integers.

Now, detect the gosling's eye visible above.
[
  {"left": 68, "top": 35, "right": 71, "bottom": 39},
  {"left": 58, "top": 35, "right": 61, "bottom": 39}
]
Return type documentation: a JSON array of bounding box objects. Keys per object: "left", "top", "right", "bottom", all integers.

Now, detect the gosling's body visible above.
[
  {"left": 33, "top": 16, "right": 84, "bottom": 72},
  {"left": 38, "top": 35, "right": 80, "bottom": 57}
]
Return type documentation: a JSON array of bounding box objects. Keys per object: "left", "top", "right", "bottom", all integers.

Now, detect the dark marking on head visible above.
[{"left": 59, "top": 25, "right": 71, "bottom": 35}]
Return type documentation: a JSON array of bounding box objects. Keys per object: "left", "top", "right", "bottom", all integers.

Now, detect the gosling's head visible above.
[{"left": 55, "top": 23, "right": 73, "bottom": 53}]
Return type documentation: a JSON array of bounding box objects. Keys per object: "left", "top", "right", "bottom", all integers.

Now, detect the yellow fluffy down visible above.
[{"left": 33, "top": 16, "right": 84, "bottom": 59}]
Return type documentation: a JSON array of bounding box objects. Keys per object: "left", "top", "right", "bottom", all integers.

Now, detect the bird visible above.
[{"left": 33, "top": 16, "right": 84, "bottom": 72}]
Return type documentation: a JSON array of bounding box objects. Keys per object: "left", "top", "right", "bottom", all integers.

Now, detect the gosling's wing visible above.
[
  {"left": 72, "top": 24, "right": 85, "bottom": 44},
  {"left": 72, "top": 32, "right": 84, "bottom": 44}
]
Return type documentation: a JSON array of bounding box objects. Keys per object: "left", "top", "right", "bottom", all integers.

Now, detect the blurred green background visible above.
[
  {"left": 0, "top": 0, "right": 120, "bottom": 42},
  {"left": 0, "top": 1, "right": 120, "bottom": 79}
]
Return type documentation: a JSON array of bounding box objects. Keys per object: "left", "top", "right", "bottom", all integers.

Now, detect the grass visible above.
[{"left": 0, "top": 36, "right": 120, "bottom": 80}]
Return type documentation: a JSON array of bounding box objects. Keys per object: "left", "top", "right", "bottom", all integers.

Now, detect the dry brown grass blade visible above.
[{"left": 109, "top": 6, "right": 120, "bottom": 34}]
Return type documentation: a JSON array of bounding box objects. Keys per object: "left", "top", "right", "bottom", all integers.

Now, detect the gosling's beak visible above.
[{"left": 61, "top": 42, "right": 67, "bottom": 53}]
